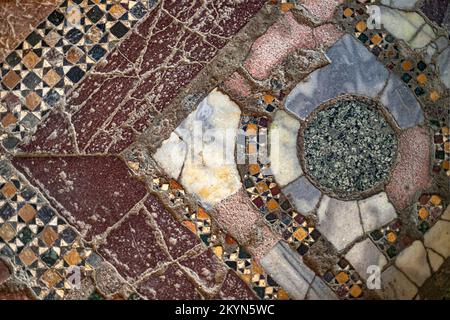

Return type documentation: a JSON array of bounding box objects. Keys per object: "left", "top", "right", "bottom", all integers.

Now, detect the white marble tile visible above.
[
  {"left": 358, "top": 192, "right": 397, "bottom": 233},
  {"left": 153, "top": 132, "right": 187, "bottom": 179},
  {"left": 345, "top": 238, "right": 388, "bottom": 281},
  {"left": 395, "top": 240, "right": 431, "bottom": 286},
  {"left": 269, "top": 110, "right": 302, "bottom": 186},
  {"left": 317, "top": 195, "right": 363, "bottom": 251}
]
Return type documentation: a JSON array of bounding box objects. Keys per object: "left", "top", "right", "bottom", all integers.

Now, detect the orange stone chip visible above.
[
  {"left": 356, "top": 21, "right": 367, "bottom": 32},
  {"left": 416, "top": 73, "right": 427, "bottom": 85},
  {"left": 335, "top": 271, "right": 349, "bottom": 284},
  {"left": 197, "top": 207, "right": 210, "bottom": 220},
  {"left": 267, "top": 198, "right": 279, "bottom": 211},
  {"left": 0, "top": 223, "right": 16, "bottom": 242},
  {"left": 25, "top": 92, "right": 41, "bottom": 110},
  {"left": 402, "top": 60, "right": 414, "bottom": 71},
  {"left": 1, "top": 181, "right": 17, "bottom": 198},
  {"left": 19, "top": 247, "right": 37, "bottom": 266},
  {"left": 263, "top": 94, "right": 275, "bottom": 104},
  {"left": 293, "top": 227, "right": 308, "bottom": 241},
  {"left": 277, "top": 288, "right": 290, "bottom": 300},
  {"left": 386, "top": 231, "right": 397, "bottom": 243},
  {"left": 430, "top": 195, "right": 441, "bottom": 206},
  {"left": 349, "top": 284, "right": 363, "bottom": 298},
  {"left": 41, "top": 226, "right": 59, "bottom": 246},
  {"left": 182, "top": 220, "right": 197, "bottom": 234},
  {"left": 280, "top": 3, "right": 294, "bottom": 13},
  {"left": 248, "top": 164, "right": 260, "bottom": 175},
  {"left": 64, "top": 249, "right": 82, "bottom": 266},
  {"left": 430, "top": 90, "right": 440, "bottom": 102},
  {"left": 371, "top": 34, "right": 382, "bottom": 45},
  {"left": 41, "top": 269, "right": 62, "bottom": 287},
  {"left": 2, "top": 70, "right": 21, "bottom": 89},
  {"left": 1, "top": 113, "right": 17, "bottom": 127},
  {"left": 18, "top": 204, "right": 37, "bottom": 223},
  {"left": 343, "top": 8, "right": 353, "bottom": 17},
  {"left": 418, "top": 207, "right": 429, "bottom": 220}
]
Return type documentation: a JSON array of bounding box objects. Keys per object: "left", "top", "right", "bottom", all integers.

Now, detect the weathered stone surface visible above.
[
  {"left": 260, "top": 241, "right": 315, "bottom": 299},
  {"left": 306, "top": 276, "right": 337, "bottom": 300},
  {"left": 395, "top": 241, "right": 431, "bottom": 286},
  {"left": 437, "top": 47, "right": 450, "bottom": 89},
  {"left": 98, "top": 210, "right": 169, "bottom": 281},
  {"left": 358, "top": 193, "right": 397, "bottom": 233},
  {"left": 136, "top": 264, "right": 202, "bottom": 300},
  {"left": 244, "top": 12, "right": 315, "bottom": 80},
  {"left": 442, "top": 205, "right": 450, "bottom": 220},
  {"left": 216, "top": 270, "right": 257, "bottom": 300},
  {"left": 285, "top": 35, "right": 389, "bottom": 120},
  {"left": 316, "top": 196, "right": 363, "bottom": 252},
  {"left": 211, "top": 189, "right": 280, "bottom": 261},
  {"left": 12, "top": 156, "right": 147, "bottom": 240},
  {"left": 153, "top": 132, "right": 187, "bottom": 180},
  {"left": 381, "top": 0, "right": 419, "bottom": 10},
  {"left": 424, "top": 220, "right": 450, "bottom": 258},
  {"left": 380, "top": 73, "right": 424, "bottom": 129},
  {"left": 386, "top": 127, "right": 432, "bottom": 211},
  {"left": 270, "top": 110, "right": 302, "bottom": 187},
  {"left": 420, "top": 0, "right": 450, "bottom": 26},
  {"left": 345, "top": 238, "right": 388, "bottom": 281},
  {"left": 177, "top": 89, "right": 242, "bottom": 208},
  {"left": 427, "top": 249, "right": 444, "bottom": 272},
  {"left": 300, "top": 0, "right": 344, "bottom": 21},
  {"left": 0, "top": 259, "right": 10, "bottom": 284},
  {"left": 381, "top": 266, "right": 418, "bottom": 300},
  {"left": 282, "top": 176, "right": 321, "bottom": 215}
]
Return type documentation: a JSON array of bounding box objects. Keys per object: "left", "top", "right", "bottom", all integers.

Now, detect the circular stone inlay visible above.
[{"left": 301, "top": 98, "right": 397, "bottom": 198}]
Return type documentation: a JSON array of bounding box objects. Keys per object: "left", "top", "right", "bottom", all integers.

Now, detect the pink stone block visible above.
[
  {"left": 223, "top": 72, "right": 252, "bottom": 98},
  {"left": 244, "top": 12, "right": 315, "bottom": 80},
  {"left": 386, "top": 127, "right": 432, "bottom": 211},
  {"left": 300, "top": 0, "right": 344, "bottom": 21},
  {"left": 211, "top": 189, "right": 280, "bottom": 261},
  {"left": 314, "top": 23, "right": 344, "bottom": 48}
]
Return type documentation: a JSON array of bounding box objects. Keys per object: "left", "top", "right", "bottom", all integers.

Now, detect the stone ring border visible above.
[{"left": 295, "top": 93, "right": 401, "bottom": 201}]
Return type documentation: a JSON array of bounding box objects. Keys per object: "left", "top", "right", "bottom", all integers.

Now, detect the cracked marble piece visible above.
[
  {"left": 437, "top": 47, "right": 450, "bottom": 89},
  {"left": 306, "top": 277, "right": 337, "bottom": 300},
  {"left": 174, "top": 89, "right": 242, "bottom": 208},
  {"left": 270, "top": 110, "right": 302, "bottom": 187},
  {"left": 153, "top": 132, "right": 187, "bottom": 180},
  {"left": 345, "top": 239, "right": 388, "bottom": 281},
  {"left": 19, "top": 0, "right": 266, "bottom": 154},
  {"left": 244, "top": 12, "right": 315, "bottom": 80},
  {"left": 380, "top": 73, "right": 424, "bottom": 129},
  {"left": 260, "top": 241, "right": 315, "bottom": 300},
  {"left": 424, "top": 220, "right": 450, "bottom": 258},
  {"left": 427, "top": 249, "right": 444, "bottom": 272},
  {"left": 380, "top": 0, "right": 420, "bottom": 10},
  {"left": 358, "top": 193, "right": 397, "bottom": 233},
  {"left": 380, "top": 266, "right": 418, "bottom": 300},
  {"left": 380, "top": 6, "right": 436, "bottom": 49},
  {"left": 282, "top": 176, "right": 321, "bottom": 215},
  {"left": 211, "top": 189, "right": 280, "bottom": 261},
  {"left": 285, "top": 35, "right": 389, "bottom": 120},
  {"left": 317, "top": 195, "right": 363, "bottom": 252},
  {"left": 395, "top": 241, "right": 431, "bottom": 287},
  {"left": 12, "top": 156, "right": 147, "bottom": 240},
  {"left": 386, "top": 126, "right": 432, "bottom": 211},
  {"left": 0, "top": 0, "right": 61, "bottom": 62}
]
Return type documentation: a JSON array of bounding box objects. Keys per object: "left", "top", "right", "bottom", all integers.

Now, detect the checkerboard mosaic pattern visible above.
[{"left": 0, "top": 0, "right": 153, "bottom": 150}]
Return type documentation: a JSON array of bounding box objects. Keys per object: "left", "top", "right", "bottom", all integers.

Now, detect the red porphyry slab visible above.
[
  {"left": 145, "top": 195, "right": 200, "bottom": 259},
  {"left": 136, "top": 264, "right": 202, "bottom": 300},
  {"left": 216, "top": 270, "right": 257, "bottom": 300},
  {"left": 98, "top": 209, "right": 170, "bottom": 281},
  {"left": 244, "top": 12, "right": 315, "bottom": 80},
  {"left": 386, "top": 126, "right": 432, "bottom": 211},
  {"left": 223, "top": 72, "right": 252, "bottom": 98},
  {"left": 19, "top": 0, "right": 267, "bottom": 155},
  {"left": 12, "top": 156, "right": 147, "bottom": 240},
  {"left": 178, "top": 249, "right": 227, "bottom": 290}
]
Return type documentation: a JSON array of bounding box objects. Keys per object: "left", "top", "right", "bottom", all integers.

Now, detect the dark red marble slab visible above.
[{"left": 19, "top": 0, "right": 267, "bottom": 154}]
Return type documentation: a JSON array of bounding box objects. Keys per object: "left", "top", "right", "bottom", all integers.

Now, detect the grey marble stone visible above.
[
  {"left": 317, "top": 195, "right": 363, "bottom": 252},
  {"left": 306, "top": 277, "right": 337, "bottom": 300},
  {"left": 358, "top": 192, "right": 397, "bottom": 233},
  {"left": 437, "top": 47, "right": 450, "bottom": 89},
  {"left": 260, "top": 241, "right": 315, "bottom": 299},
  {"left": 381, "top": 0, "right": 419, "bottom": 10},
  {"left": 345, "top": 238, "right": 388, "bottom": 281},
  {"left": 282, "top": 176, "right": 321, "bottom": 215},
  {"left": 285, "top": 35, "right": 389, "bottom": 120},
  {"left": 380, "top": 73, "right": 425, "bottom": 128}
]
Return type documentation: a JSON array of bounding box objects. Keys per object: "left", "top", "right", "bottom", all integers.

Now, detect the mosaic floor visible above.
[{"left": 0, "top": 0, "right": 449, "bottom": 300}]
